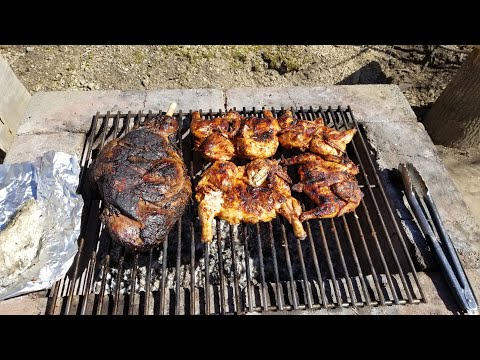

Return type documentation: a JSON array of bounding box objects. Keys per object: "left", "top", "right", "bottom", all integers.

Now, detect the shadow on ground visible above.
[{"left": 336, "top": 61, "right": 392, "bottom": 85}]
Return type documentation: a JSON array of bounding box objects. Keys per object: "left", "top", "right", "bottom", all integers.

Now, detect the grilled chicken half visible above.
[
  {"left": 278, "top": 110, "right": 357, "bottom": 163},
  {"left": 93, "top": 103, "right": 191, "bottom": 252},
  {"left": 195, "top": 159, "right": 306, "bottom": 242},
  {"left": 282, "top": 153, "right": 363, "bottom": 221},
  {"left": 230, "top": 110, "right": 281, "bottom": 159},
  {"left": 191, "top": 110, "right": 281, "bottom": 161},
  {"left": 190, "top": 110, "right": 239, "bottom": 161}
]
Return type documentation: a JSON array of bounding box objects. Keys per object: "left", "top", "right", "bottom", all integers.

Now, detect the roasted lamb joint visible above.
[
  {"left": 282, "top": 153, "right": 363, "bottom": 221},
  {"left": 195, "top": 159, "right": 306, "bottom": 242},
  {"left": 93, "top": 103, "right": 192, "bottom": 252}
]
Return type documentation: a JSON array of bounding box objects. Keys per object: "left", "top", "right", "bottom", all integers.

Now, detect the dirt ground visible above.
[{"left": 0, "top": 45, "right": 478, "bottom": 221}]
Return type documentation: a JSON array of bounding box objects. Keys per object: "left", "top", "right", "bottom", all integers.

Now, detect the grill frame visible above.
[{"left": 44, "top": 106, "right": 426, "bottom": 315}]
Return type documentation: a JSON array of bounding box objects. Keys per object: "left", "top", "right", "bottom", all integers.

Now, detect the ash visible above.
[
  {"left": 90, "top": 207, "right": 394, "bottom": 299},
  {"left": 92, "top": 218, "right": 259, "bottom": 296}
]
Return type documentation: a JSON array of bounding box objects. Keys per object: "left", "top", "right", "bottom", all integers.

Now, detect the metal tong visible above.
[{"left": 399, "top": 162, "right": 478, "bottom": 315}]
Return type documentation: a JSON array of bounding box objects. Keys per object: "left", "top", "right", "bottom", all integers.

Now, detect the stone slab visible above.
[
  {"left": 4, "top": 132, "right": 86, "bottom": 164},
  {"left": 16, "top": 89, "right": 225, "bottom": 135},
  {"left": 0, "top": 291, "right": 47, "bottom": 315},
  {"left": 0, "top": 57, "right": 31, "bottom": 152},
  {"left": 364, "top": 121, "right": 480, "bottom": 270},
  {"left": 226, "top": 85, "right": 417, "bottom": 123}
]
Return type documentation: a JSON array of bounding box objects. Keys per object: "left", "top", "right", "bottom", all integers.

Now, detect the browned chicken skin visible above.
[
  {"left": 195, "top": 159, "right": 306, "bottom": 242},
  {"left": 191, "top": 110, "right": 239, "bottom": 161},
  {"left": 191, "top": 110, "right": 281, "bottom": 161},
  {"left": 282, "top": 153, "right": 363, "bottom": 221},
  {"left": 278, "top": 110, "right": 357, "bottom": 162},
  {"left": 230, "top": 110, "right": 281, "bottom": 159}
]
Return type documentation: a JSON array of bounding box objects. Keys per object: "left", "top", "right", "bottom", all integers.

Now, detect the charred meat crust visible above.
[{"left": 93, "top": 115, "right": 192, "bottom": 252}]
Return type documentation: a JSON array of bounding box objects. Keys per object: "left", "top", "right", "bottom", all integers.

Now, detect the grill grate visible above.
[{"left": 44, "top": 106, "right": 426, "bottom": 315}]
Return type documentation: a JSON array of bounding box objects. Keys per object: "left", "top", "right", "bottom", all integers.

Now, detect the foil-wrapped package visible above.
[{"left": 0, "top": 151, "right": 83, "bottom": 301}]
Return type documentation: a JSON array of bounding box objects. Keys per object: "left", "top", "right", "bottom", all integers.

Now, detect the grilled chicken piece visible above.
[
  {"left": 93, "top": 103, "right": 192, "bottom": 252},
  {"left": 278, "top": 110, "right": 357, "bottom": 162},
  {"left": 231, "top": 110, "right": 281, "bottom": 159},
  {"left": 195, "top": 159, "right": 306, "bottom": 242},
  {"left": 199, "top": 132, "right": 235, "bottom": 162},
  {"left": 278, "top": 117, "right": 323, "bottom": 151},
  {"left": 191, "top": 110, "right": 281, "bottom": 161},
  {"left": 190, "top": 110, "right": 240, "bottom": 161},
  {"left": 309, "top": 125, "right": 357, "bottom": 163},
  {"left": 282, "top": 153, "right": 362, "bottom": 221}
]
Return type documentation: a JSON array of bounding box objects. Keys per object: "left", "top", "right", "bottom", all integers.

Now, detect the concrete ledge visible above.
[
  {"left": 17, "top": 89, "right": 225, "bottom": 135},
  {"left": 0, "top": 291, "right": 47, "bottom": 315},
  {"left": 4, "top": 132, "right": 86, "bottom": 164},
  {"left": 364, "top": 121, "right": 480, "bottom": 269},
  {"left": 226, "top": 85, "right": 417, "bottom": 123},
  {"left": 0, "top": 57, "right": 31, "bottom": 152}
]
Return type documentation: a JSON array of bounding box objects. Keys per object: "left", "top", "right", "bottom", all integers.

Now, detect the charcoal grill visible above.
[{"left": 44, "top": 106, "right": 426, "bottom": 315}]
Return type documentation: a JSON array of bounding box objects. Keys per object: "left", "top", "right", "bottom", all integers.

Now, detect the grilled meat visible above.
[
  {"left": 191, "top": 110, "right": 239, "bottom": 161},
  {"left": 278, "top": 116, "right": 322, "bottom": 151},
  {"left": 195, "top": 159, "right": 306, "bottom": 242},
  {"left": 92, "top": 103, "right": 191, "bottom": 252},
  {"left": 191, "top": 110, "right": 281, "bottom": 161},
  {"left": 282, "top": 153, "right": 363, "bottom": 221},
  {"left": 198, "top": 132, "right": 235, "bottom": 162},
  {"left": 230, "top": 110, "right": 281, "bottom": 159},
  {"left": 278, "top": 110, "right": 357, "bottom": 162}
]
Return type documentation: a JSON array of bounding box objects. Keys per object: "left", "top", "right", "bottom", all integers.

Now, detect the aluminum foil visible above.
[{"left": 0, "top": 151, "right": 83, "bottom": 300}]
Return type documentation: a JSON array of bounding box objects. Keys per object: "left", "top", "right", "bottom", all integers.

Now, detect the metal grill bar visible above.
[
  {"left": 242, "top": 223, "right": 254, "bottom": 312},
  {"left": 217, "top": 220, "right": 226, "bottom": 314},
  {"left": 317, "top": 219, "right": 343, "bottom": 304},
  {"left": 144, "top": 249, "right": 153, "bottom": 314},
  {"left": 175, "top": 109, "right": 184, "bottom": 315},
  {"left": 204, "top": 242, "right": 211, "bottom": 314},
  {"left": 280, "top": 221, "right": 298, "bottom": 309},
  {"left": 229, "top": 225, "right": 242, "bottom": 314},
  {"left": 267, "top": 221, "right": 284, "bottom": 310},
  {"left": 255, "top": 223, "right": 268, "bottom": 311},
  {"left": 44, "top": 106, "right": 425, "bottom": 314},
  {"left": 321, "top": 107, "right": 401, "bottom": 304},
  {"left": 344, "top": 106, "right": 425, "bottom": 302},
  {"left": 328, "top": 108, "right": 408, "bottom": 303},
  {"left": 303, "top": 208, "right": 328, "bottom": 308}
]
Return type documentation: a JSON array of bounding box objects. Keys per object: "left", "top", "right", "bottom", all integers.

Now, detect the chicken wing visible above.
[
  {"left": 282, "top": 154, "right": 363, "bottom": 221},
  {"left": 195, "top": 159, "right": 306, "bottom": 242}
]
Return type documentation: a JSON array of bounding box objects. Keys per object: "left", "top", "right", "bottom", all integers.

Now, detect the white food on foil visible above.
[
  {"left": 0, "top": 151, "right": 83, "bottom": 300},
  {"left": 0, "top": 199, "right": 44, "bottom": 288}
]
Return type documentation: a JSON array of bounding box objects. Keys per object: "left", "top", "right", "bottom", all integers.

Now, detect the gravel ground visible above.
[{"left": 0, "top": 45, "right": 470, "bottom": 120}]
